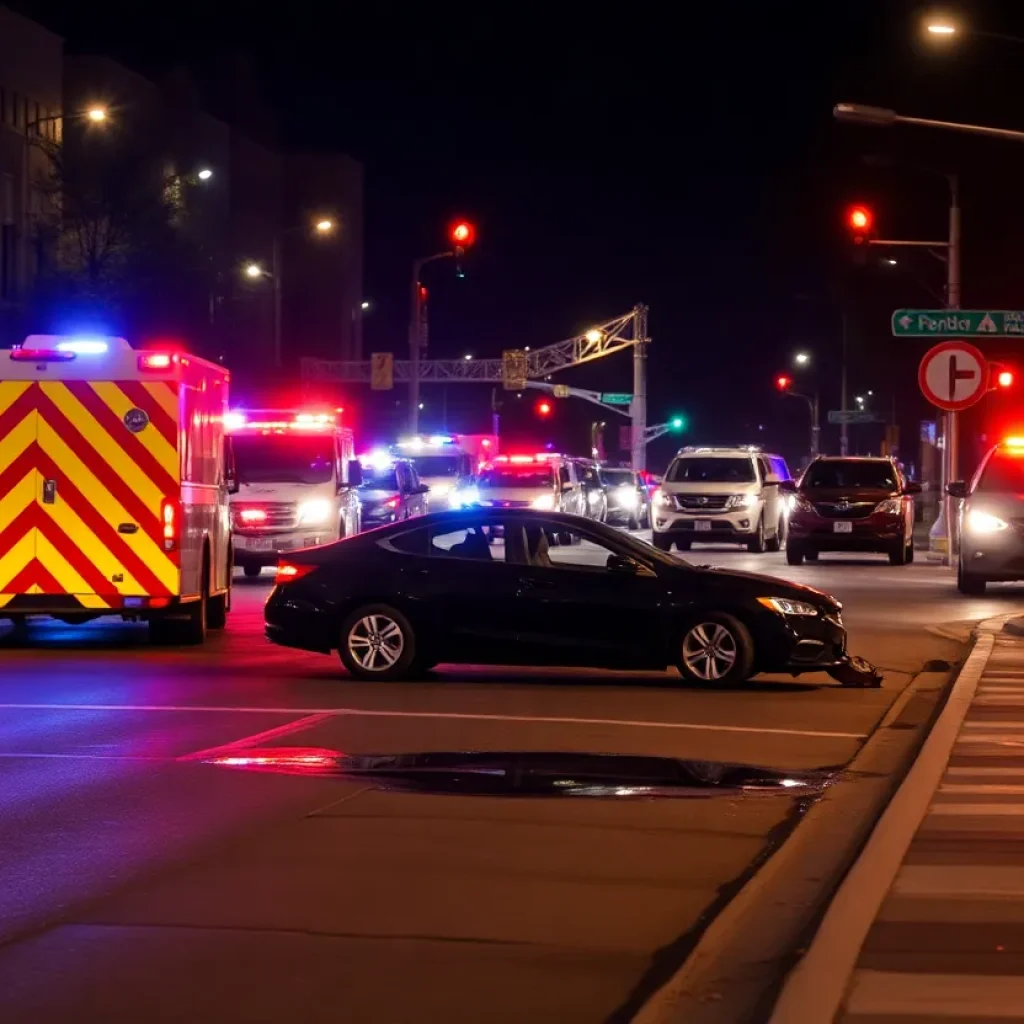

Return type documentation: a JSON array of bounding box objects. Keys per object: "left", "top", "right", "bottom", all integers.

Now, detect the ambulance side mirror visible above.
[
  {"left": 224, "top": 438, "right": 239, "bottom": 494},
  {"left": 347, "top": 460, "right": 363, "bottom": 488}
]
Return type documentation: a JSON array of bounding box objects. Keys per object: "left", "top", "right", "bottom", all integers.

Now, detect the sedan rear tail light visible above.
[{"left": 275, "top": 562, "right": 317, "bottom": 585}]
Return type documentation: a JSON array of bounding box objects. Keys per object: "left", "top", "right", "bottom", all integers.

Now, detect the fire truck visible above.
[
  {"left": 391, "top": 433, "right": 498, "bottom": 512},
  {"left": 0, "top": 335, "right": 232, "bottom": 643},
  {"left": 225, "top": 408, "right": 362, "bottom": 577}
]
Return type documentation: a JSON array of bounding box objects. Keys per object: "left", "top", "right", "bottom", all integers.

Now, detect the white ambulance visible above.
[{"left": 226, "top": 408, "right": 363, "bottom": 577}]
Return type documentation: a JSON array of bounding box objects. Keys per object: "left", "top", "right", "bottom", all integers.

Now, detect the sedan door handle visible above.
[{"left": 519, "top": 577, "right": 556, "bottom": 590}]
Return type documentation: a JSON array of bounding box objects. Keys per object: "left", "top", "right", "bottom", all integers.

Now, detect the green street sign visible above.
[
  {"left": 892, "top": 309, "right": 1024, "bottom": 337},
  {"left": 828, "top": 410, "right": 884, "bottom": 425},
  {"left": 601, "top": 393, "right": 633, "bottom": 405}
]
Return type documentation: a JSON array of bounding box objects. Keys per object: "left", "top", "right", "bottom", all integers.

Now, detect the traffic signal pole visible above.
[
  {"left": 941, "top": 176, "right": 962, "bottom": 565},
  {"left": 630, "top": 304, "right": 649, "bottom": 473}
]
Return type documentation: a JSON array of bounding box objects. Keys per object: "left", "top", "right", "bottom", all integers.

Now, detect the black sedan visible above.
[{"left": 265, "top": 509, "right": 857, "bottom": 685}]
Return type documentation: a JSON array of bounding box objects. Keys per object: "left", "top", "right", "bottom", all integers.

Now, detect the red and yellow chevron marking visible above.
[{"left": 0, "top": 379, "right": 180, "bottom": 602}]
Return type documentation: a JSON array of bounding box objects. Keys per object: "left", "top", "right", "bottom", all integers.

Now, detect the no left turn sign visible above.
[{"left": 918, "top": 340, "right": 988, "bottom": 412}]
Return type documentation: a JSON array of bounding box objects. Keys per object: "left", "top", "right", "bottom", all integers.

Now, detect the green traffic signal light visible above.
[{"left": 669, "top": 415, "right": 687, "bottom": 432}]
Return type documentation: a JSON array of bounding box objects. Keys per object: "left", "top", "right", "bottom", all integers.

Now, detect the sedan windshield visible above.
[
  {"left": 602, "top": 469, "right": 634, "bottom": 486},
  {"left": 234, "top": 435, "right": 334, "bottom": 485},
  {"left": 360, "top": 467, "right": 399, "bottom": 491},
  {"left": 666, "top": 457, "right": 755, "bottom": 484},
  {"left": 478, "top": 466, "right": 554, "bottom": 489},
  {"left": 977, "top": 452, "right": 1024, "bottom": 492},
  {"left": 411, "top": 455, "right": 459, "bottom": 478},
  {"left": 804, "top": 460, "right": 897, "bottom": 490}
]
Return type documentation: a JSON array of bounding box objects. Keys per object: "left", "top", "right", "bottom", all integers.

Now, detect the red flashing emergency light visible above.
[{"left": 139, "top": 352, "right": 178, "bottom": 371}]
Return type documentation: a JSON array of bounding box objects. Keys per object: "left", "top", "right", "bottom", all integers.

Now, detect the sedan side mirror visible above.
[
  {"left": 903, "top": 481, "right": 922, "bottom": 495},
  {"left": 607, "top": 553, "right": 640, "bottom": 574},
  {"left": 778, "top": 479, "right": 797, "bottom": 494},
  {"left": 947, "top": 481, "right": 968, "bottom": 499}
]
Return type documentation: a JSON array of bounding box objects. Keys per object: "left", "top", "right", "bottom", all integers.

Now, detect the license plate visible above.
[
  {"left": 695, "top": 521, "right": 713, "bottom": 532},
  {"left": 833, "top": 521, "right": 853, "bottom": 534},
  {"left": 245, "top": 537, "right": 276, "bottom": 551}
]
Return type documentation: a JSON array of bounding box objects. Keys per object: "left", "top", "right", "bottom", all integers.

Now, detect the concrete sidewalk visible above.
[{"left": 772, "top": 616, "right": 1024, "bottom": 1023}]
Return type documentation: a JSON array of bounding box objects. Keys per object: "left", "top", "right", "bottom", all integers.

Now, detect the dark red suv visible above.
[{"left": 782, "top": 457, "right": 920, "bottom": 566}]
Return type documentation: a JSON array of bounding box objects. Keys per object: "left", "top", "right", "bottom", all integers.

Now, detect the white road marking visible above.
[
  {"left": 0, "top": 702, "right": 868, "bottom": 740},
  {"left": 178, "top": 712, "right": 332, "bottom": 761}
]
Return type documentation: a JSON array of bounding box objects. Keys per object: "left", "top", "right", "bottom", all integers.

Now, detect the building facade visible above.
[{"left": 0, "top": 4, "right": 63, "bottom": 346}]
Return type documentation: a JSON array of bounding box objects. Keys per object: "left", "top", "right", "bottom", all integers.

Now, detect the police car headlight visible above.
[
  {"left": 532, "top": 494, "right": 556, "bottom": 510},
  {"left": 430, "top": 483, "right": 451, "bottom": 498},
  {"left": 617, "top": 486, "right": 638, "bottom": 509},
  {"left": 297, "top": 499, "right": 331, "bottom": 525},
  {"left": 587, "top": 490, "right": 601, "bottom": 506},
  {"left": 450, "top": 486, "right": 479, "bottom": 508},
  {"left": 967, "top": 509, "right": 1009, "bottom": 534}
]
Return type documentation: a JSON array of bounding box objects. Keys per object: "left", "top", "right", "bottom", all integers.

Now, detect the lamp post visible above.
[
  {"left": 243, "top": 216, "right": 335, "bottom": 368},
  {"left": 17, "top": 105, "right": 107, "bottom": 298},
  {"left": 790, "top": 352, "right": 820, "bottom": 459}
]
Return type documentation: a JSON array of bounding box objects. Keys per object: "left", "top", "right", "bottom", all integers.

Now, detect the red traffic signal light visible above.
[
  {"left": 449, "top": 220, "right": 476, "bottom": 248},
  {"left": 775, "top": 374, "right": 792, "bottom": 392},
  {"left": 991, "top": 362, "right": 1015, "bottom": 389},
  {"left": 846, "top": 204, "right": 874, "bottom": 245},
  {"left": 535, "top": 399, "right": 552, "bottom": 417}
]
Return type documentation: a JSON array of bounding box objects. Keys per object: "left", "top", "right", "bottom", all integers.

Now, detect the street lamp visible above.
[
  {"left": 314, "top": 218, "right": 334, "bottom": 234},
  {"left": 18, "top": 104, "right": 110, "bottom": 298},
  {"left": 197, "top": 168, "right": 213, "bottom": 181},
  {"left": 243, "top": 262, "right": 264, "bottom": 279},
  {"left": 361, "top": 300, "right": 370, "bottom": 310},
  {"left": 585, "top": 328, "right": 604, "bottom": 344},
  {"left": 463, "top": 354, "right": 473, "bottom": 361},
  {"left": 794, "top": 352, "right": 811, "bottom": 366}
]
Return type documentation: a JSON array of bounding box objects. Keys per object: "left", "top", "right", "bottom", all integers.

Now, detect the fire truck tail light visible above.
[{"left": 161, "top": 499, "right": 180, "bottom": 551}]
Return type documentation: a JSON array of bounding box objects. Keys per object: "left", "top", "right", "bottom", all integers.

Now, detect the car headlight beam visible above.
[
  {"left": 756, "top": 596, "right": 820, "bottom": 616},
  {"left": 531, "top": 493, "right": 556, "bottom": 510},
  {"left": 296, "top": 498, "right": 332, "bottom": 525},
  {"left": 966, "top": 509, "right": 1009, "bottom": 534}
]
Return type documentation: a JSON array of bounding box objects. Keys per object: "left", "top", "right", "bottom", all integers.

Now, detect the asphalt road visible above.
[{"left": 0, "top": 539, "right": 1001, "bottom": 1023}]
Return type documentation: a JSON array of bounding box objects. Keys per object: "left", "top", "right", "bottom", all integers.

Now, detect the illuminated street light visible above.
[
  {"left": 197, "top": 168, "right": 213, "bottom": 181},
  {"left": 86, "top": 106, "right": 108, "bottom": 123},
  {"left": 585, "top": 328, "right": 604, "bottom": 344},
  {"left": 361, "top": 300, "right": 371, "bottom": 310},
  {"left": 315, "top": 218, "right": 334, "bottom": 234},
  {"left": 794, "top": 352, "right": 811, "bottom": 366},
  {"left": 463, "top": 354, "right": 473, "bottom": 361},
  {"left": 925, "top": 20, "right": 957, "bottom": 37},
  {"left": 244, "top": 262, "right": 264, "bottom": 279},
  {"left": 884, "top": 258, "right": 898, "bottom": 265}
]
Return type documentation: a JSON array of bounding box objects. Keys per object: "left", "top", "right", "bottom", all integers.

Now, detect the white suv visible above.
[{"left": 651, "top": 447, "right": 791, "bottom": 553}]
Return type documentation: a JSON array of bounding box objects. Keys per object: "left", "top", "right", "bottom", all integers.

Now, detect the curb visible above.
[
  {"left": 626, "top": 668, "right": 956, "bottom": 1024},
  {"left": 766, "top": 614, "right": 1006, "bottom": 1024}
]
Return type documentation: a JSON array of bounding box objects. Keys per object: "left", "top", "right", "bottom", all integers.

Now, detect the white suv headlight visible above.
[
  {"left": 297, "top": 499, "right": 331, "bottom": 525},
  {"left": 653, "top": 489, "right": 673, "bottom": 508}
]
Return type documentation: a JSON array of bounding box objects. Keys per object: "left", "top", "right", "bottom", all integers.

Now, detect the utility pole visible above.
[
  {"left": 840, "top": 312, "right": 849, "bottom": 456},
  {"left": 630, "top": 304, "right": 649, "bottom": 473},
  {"left": 943, "top": 174, "right": 962, "bottom": 563},
  {"left": 272, "top": 234, "right": 282, "bottom": 369},
  {"left": 408, "top": 263, "right": 424, "bottom": 433}
]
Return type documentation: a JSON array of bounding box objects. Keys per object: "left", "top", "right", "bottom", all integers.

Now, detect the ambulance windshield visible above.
[
  {"left": 411, "top": 455, "right": 459, "bottom": 478},
  {"left": 234, "top": 435, "right": 334, "bottom": 485}
]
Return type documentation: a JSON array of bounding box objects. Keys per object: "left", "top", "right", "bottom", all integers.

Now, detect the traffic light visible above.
[
  {"left": 668, "top": 414, "right": 688, "bottom": 433},
  {"left": 535, "top": 399, "right": 552, "bottom": 417},
  {"left": 449, "top": 220, "right": 476, "bottom": 249},
  {"left": 846, "top": 204, "right": 875, "bottom": 246},
  {"left": 990, "top": 362, "right": 1015, "bottom": 390},
  {"left": 775, "top": 374, "right": 792, "bottom": 392}
]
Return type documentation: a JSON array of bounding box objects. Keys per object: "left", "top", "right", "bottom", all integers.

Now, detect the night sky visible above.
[{"left": 14, "top": 0, "right": 1024, "bottom": 470}]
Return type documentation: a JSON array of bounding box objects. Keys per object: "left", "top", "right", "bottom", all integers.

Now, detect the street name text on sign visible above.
[
  {"left": 892, "top": 309, "right": 1024, "bottom": 337},
  {"left": 600, "top": 393, "right": 633, "bottom": 406},
  {"left": 827, "top": 410, "right": 884, "bottom": 425},
  {"left": 918, "top": 341, "right": 988, "bottom": 412}
]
